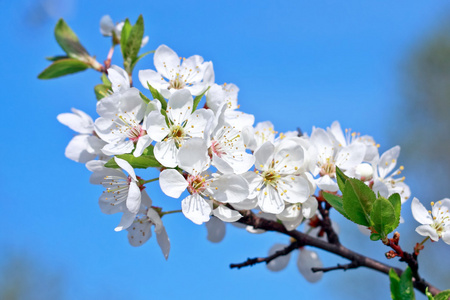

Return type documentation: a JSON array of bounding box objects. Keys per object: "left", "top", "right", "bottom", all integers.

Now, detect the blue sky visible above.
[{"left": 2, "top": 1, "right": 450, "bottom": 299}]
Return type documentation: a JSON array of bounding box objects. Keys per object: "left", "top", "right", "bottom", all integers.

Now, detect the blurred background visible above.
[{"left": 2, "top": 0, "right": 450, "bottom": 299}]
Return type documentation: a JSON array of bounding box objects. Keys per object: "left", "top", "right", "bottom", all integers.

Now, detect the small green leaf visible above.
[
  {"left": 147, "top": 82, "right": 167, "bottom": 110},
  {"left": 101, "top": 73, "right": 111, "bottom": 86},
  {"left": 336, "top": 166, "right": 349, "bottom": 193},
  {"left": 139, "top": 92, "right": 150, "bottom": 104},
  {"left": 94, "top": 84, "right": 112, "bottom": 100},
  {"left": 192, "top": 86, "right": 211, "bottom": 112},
  {"left": 38, "top": 58, "right": 89, "bottom": 79},
  {"left": 342, "top": 178, "right": 376, "bottom": 226},
  {"left": 54, "top": 19, "right": 89, "bottom": 61},
  {"left": 435, "top": 290, "right": 450, "bottom": 300},
  {"left": 125, "top": 15, "right": 144, "bottom": 62},
  {"left": 131, "top": 50, "right": 154, "bottom": 71},
  {"left": 370, "top": 233, "right": 381, "bottom": 241},
  {"left": 425, "top": 287, "right": 434, "bottom": 300},
  {"left": 120, "top": 19, "right": 132, "bottom": 56},
  {"left": 390, "top": 268, "right": 402, "bottom": 300},
  {"left": 399, "top": 267, "right": 415, "bottom": 300},
  {"left": 105, "top": 153, "right": 161, "bottom": 169},
  {"left": 322, "top": 192, "right": 350, "bottom": 220},
  {"left": 46, "top": 55, "right": 69, "bottom": 61},
  {"left": 387, "top": 193, "right": 402, "bottom": 233},
  {"left": 370, "top": 197, "right": 396, "bottom": 238}
]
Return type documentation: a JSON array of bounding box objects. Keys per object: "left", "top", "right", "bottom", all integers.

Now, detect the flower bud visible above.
[
  {"left": 266, "top": 244, "right": 291, "bottom": 272},
  {"left": 355, "top": 163, "right": 373, "bottom": 182},
  {"left": 297, "top": 249, "right": 323, "bottom": 283}
]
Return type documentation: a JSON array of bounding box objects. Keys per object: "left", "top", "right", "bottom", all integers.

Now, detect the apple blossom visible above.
[{"left": 411, "top": 197, "right": 450, "bottom": 244}]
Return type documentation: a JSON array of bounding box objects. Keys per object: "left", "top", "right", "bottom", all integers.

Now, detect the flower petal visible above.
[
  {"left": 181, "top": 194, "right": 212, "bottom": 225},
  {"left": 159, "top": 169, "right": 188, "bottom": 198}
]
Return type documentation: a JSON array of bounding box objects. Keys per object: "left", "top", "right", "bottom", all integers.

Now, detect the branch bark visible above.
[{"left": 233, "top": 209, "right": 441, "bottom": 296}]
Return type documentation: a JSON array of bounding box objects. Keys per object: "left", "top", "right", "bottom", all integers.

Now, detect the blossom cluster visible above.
[{"left": 57, "top": 20, "right": 420, "bottom": 265}]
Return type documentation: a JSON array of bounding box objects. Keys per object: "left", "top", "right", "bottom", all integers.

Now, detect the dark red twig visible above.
[{"left": 230, "top": 242, "right": 298, "bottom": 269}]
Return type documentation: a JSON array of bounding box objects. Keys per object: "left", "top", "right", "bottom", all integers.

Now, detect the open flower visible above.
[
  {"left": 411, "top": 197, "right": 450, "bottom": 244},
  {"left": 139, "top": 45, "right": 214, "bottom": 98}
]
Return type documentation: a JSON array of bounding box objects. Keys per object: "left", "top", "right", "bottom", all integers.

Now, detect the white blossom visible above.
[{"left": 411, "top": 197, "right": 450, "bottom": 244}]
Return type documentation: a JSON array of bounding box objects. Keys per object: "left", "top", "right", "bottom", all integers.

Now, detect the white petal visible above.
[
  {"left": 102, "top": 140, "right": 134, "bottom": 156},
  {"left": 416, "top": 224, "right": 439, "bottom": 241},
  {"left": 181, "top": 194, "right": 212, "bottom": 225},
  {"left": 184, "top": 108, "right": 214, "bottom": 138},
  {"left": 100, "top": 15, "right": 115, "bottom": 36},
  {"left": 315, "top": 175, "right": 338, "bottom": 192},
  {"left": 209, "top": 174, "right": 249, "bottom": 203},
  {"left": 411, "top": 197, "right": 433, "bottom": 225},
  {"left": 115, "top": 211, "right": 136, "bottom": 231},
  {"left": 156, "top": 227, "right": 170, "bottom": 260},
  {"left": 127, "top": 220, "right": 152, "bottom": 246},
  {"left": 65, "top": 135, "right": 97, "bottom": 163},
  {"left": 255, "top": 141, "right": 275, "bottom": 170},
  {"left": 167, "top": 89, "right": 194, "bottom": 125},
  {"left": 154, "top": 140, "right": 179, "bottom": 168},
  {"left": 154, "top": 45, "right": 180, "bottom": 79},
  {"left": 378, "top": 146, "right": 400, "bottom": 179},
  {"left": 278, "top": 175, "right": 311, "bottom": 204},
  {"left": 145, "top": 111, "right": 170, "bottom": 141},
  {"left": 139, "top": 69, "right": 165, "bottom": 90},
  {"left": 302, "top": 197, "right": 318, "bottom": 219},
  {"left": 213, "top": 206, "right": 242, "bottom": 222},
  {"left": 159, "top": 169, "right": 188, "bottom": 198},
  {"left": 258, "top": 185, "right": 284, "bottom": 214},
  {"left": 108, "top": 65, "right": 130, "bottom": 93},
  {"left": 134, "top": 135, "right": 152, "bottom": 157},
  {"left": 57, "top": 109, "right": 94, "bottom": 134},
  {"left": 205, "top": 217, "right": 226, "bottom": 243},
  {"left": 177, "top": 138, "right": 210, "bottom": 175},
  {"left": 114, "top": 157, "right": 137, "bottom": 180},
  {"left": 126, "top": 182, "right": 141, "bottom": 214}
]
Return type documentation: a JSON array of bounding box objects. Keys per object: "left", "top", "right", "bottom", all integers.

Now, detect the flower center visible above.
[
  {"left": 168, "top": 125, "right": 186, "bottom": 146},
  {"left": 187, "top": 174, "right": 207, "bottom": 194},
  {"left": 126, "top": 124, "right": 146, "bottom": 142},
  {"left": 208, "top": 140, "right": 226, "bottom": 158},
  {"left": 320, "top": 161, "right": 336, "bottom": 177},
  {"left": 262, "top": 169, "right": 281, "bottom": 187},
  {"left": 168, "top": 75, "right": 185, "bottom": 90}
]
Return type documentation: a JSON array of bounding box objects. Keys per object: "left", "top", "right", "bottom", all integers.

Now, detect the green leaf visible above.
[
  {"left": 131, "top": 50, "right": 155, "bottom": 71},
  {"left": 370, "top": 233, "right": 381, "bottom": 241},
  {"left": 370, "top": 197, "right": 396, "bottom": 238},
  {"left": 139, "top": 92, "right": 150, "bottom": 104},
  {"left": 399, "top": 267, "right": 415, "bottom": 300},
  {"left": 192, "top": 86, "right": 211, "bottom": 112},
  {"left": 336, "top": 166, "right": 349, "bottom": 193},
  {"left": 342, "top": 178, "right": 376, "bottom": 226},
  {"left": 94, "top": 84, "right": 112, "bottom": 100},
  {"left": 101, "top": 73, "right": 111, "bottom": 86},
  {"left": 147, "top": 82, "right": 167, "bottom": 110},
  {"left": 105, "top": 151, "right": 162, "bottom": 169},
  {"left": 425, "top": 287, "right": 434, "bottom": 300},
  {"left": 125, "top": 15, "right": 144, "bottom": 62},
  {"left": 54, "top": 19, "right": 89, "bottom": 61},
  {"left": 389, "top": 267, "right": 415, "bottom": 300},
  {"left": 46, "top": 55, "right": 69, "bottom": 61},
  {"left": 322, "top": 192, "right": 351, "bottom": 220},
  {"left": 435, "top": 290, "right": 450, "bottom": 300},
  {"left": 387, "top": 193, "right": 402, "bottom": 233},
  {"left": 120, "top": 19, "right": 132, "bottom": 56},
  {"left": 38, "top": 58, "right": 89, "bottom": 79}
]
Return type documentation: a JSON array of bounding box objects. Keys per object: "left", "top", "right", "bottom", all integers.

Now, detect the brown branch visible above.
[
  {"left": 233, "top": 209, "right": 441, "bottom": 296},
  {"left": 230, "top": 241, "right": 298, "bottom": 269},
  {"left": 317, "top": 198, "right": 340, "bottom": 245},
  {"left": 311, "top": 261, "right": 360, "bottom": 273}
]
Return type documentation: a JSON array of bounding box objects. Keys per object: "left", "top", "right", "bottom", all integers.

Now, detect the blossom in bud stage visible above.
[
  {"left": 411, "top": 197, "right": 450, "bottom": 244},
  {"left": 139, "top": 45, "right": 214, "bottom": 98},
  {"left": 266, "top": 243, "right": 292, "bottom": 272},
  {"left": 94, "top": 88, "right": 151, "bottom": 157},
  {"left": 127, "top": 206, "right": 170, "bottom": 259},
  {"left": 372, "top": 146, "right": 410, "bottom": 203},
  {"left": 309, "top": 126, "right": 365, "bottom": 192},
  {"left": 245, "top": 140, "right": 312, "bottom": 214},
  {"left": 145, "top": 89, "right": 214, "bottom": 167},
  {"left": 57, "top": 108, "right": 107, "bottom": 163},
  {"left": 87, "top": 157, "right": 145, "bottom": 231},
  {"left": 100, "top": 15, "right": 148, "bottom": 47},
  {"left": 205, "top": 216, "right": 226, "bottom": 243},
  {"left": 159, "top": 138, "right": 248, "bottom": 224},
  {"left": 297, "top": 248, "right": 323, "bottom": 283}
]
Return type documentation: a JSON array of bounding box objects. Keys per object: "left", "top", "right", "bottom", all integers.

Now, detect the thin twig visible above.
[
  {"left": 230, "top": 242, "right": 298, "bottom": 269},
  {"left": 311, "top": 261, "right": 360, "bottom": 273}
]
